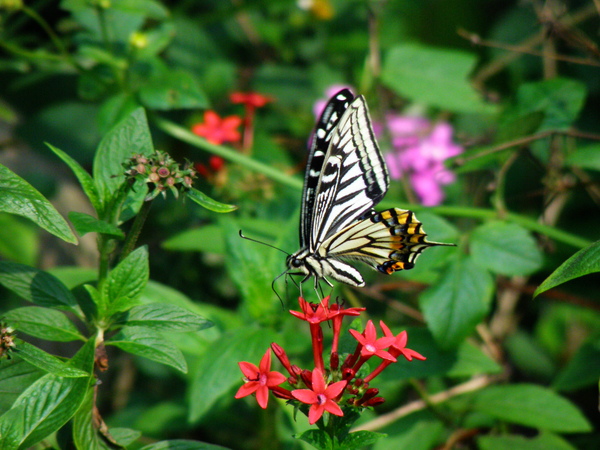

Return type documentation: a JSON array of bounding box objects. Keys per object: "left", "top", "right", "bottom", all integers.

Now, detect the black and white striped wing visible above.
[
  {"left": 309, "top": 94, "right": 389, "bottom": 252},
  {"left": 300, "top": 89, "right": 354, "bottom": 249}
]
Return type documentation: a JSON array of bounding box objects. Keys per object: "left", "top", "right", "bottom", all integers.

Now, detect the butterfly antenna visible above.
[{"left": 239, "top": 230, "right": 291, "bottom": 257}]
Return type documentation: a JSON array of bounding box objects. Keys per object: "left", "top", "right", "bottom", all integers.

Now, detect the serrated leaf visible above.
[
  {"left": 103, "top": 246, "right": 149, "bottom": 317},
  {"left": 106, "top": 326, "right": 187, "bottom": 373},
  {"left": 0, "top": 261, "right": 79, "bottom": 313},
  {"left": 139, "top": 439, "right": 230, "bottom": 450},
  {"left": 420, "top": 255, "right": 494, "bottom": 349},
  {"left": 188, "top": 327, "right": 278, "bottom": 422},
  {"left": 68, "top": 211, "right": 125, "bottom": 238},
  {"left": 185, "top": 188, "right": 237, "bottom": 213},
  {"left": 382, "top": 43, "right": 495, "bottom": 114},
  {"left": 12, "top": 339, "right": 88, "bottom": 378},
  {"left": 93, "top": 108, "right": 153, "bottom": 208},
  {"left": 45, "top": 143, "right": 101, "bottom": 213},
  {"left": 139, "top": 69, "right": 209, "bottom": 110},
  {"left": 471, "top": 222, "right": 543, "bottom": 276},
  {"left": 0, "top": 339, "right": 94, "bottom": 449},
  {"left": 472, "top": 384, "right": 592, "bottom": 432},
  {"left": 120, "top": 303, "right": 213, "bottom": 332},
  {"left": 0, "top": 164, "right": 77, "bottom": 244},
  {"left": 4, "top": 306, "right": 83, "bottom": 342},
  {"left": 534, "top": 240, "right": 600, "bottom": 297}
]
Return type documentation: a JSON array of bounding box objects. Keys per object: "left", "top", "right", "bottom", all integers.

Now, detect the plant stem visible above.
[{"left": 119, "top": 200, "right": 153, "bottom": 262}]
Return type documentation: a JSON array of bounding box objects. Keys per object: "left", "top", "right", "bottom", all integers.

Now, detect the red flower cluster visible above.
[{"left": 235, "top": 297, "right": 425, "bottom": 425}]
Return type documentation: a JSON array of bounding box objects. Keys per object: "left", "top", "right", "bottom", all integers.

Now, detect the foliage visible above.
[{"left": 0, "top": 0, "right": 599, "bottom": 449}]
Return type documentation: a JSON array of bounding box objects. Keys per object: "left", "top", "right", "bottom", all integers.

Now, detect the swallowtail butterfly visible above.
[{"left": 286, "top": 89, "right": 452, "bottom": 288}]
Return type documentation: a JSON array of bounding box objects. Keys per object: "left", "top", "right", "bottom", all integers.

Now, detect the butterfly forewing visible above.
[
  {"left": 309, "top": 94, "right": 389, "bottom": 251},
  {"left": 300, "top": 89, "right": 355, "bottom": 248}
]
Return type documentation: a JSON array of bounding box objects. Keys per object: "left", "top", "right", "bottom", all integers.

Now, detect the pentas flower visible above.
[
  {"left": 384, "top": 115, "right": 462, "bottom": 206},
  {"left": 291, "top": 368, "right": 347, "bottom": 425},
  {"left": 235, "top": 349, "right": 287, "bottom": 409},
  {"left": 235, "top": 297, "right": 427, "bottom": 429},
  {"left": 192, "top": 110, "right": 242, "bottom": 145}
]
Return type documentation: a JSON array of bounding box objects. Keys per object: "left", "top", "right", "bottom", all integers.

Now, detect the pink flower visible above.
[
  {"left": 291, "top": 368, "right": 347, "bottom": 424},
  {"left": 384, "top": 115, "right": 462, "bottom": 206},
  {"left": 235, "top": 349, "right": 287, "bottom": 409},
  {"left": 191, "top": 111, "right": 242, "bottom": 145}
]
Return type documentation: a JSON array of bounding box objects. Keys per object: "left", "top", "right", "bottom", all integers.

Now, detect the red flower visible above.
[
  {"left": 349, "top": 320, "right": 397, "bottom": 362},
  {"left": 291, "top": 368, "right": 347, "bottom": 425},
  {"left": 192, "top": 110, "right": 242, "bottom": 145},
  {"left": 379, "top": 321, "right": 426, "bottom": 362},
  {"left": 230, "top": 91, "right": 273, "bottom": 109},
  {"left": 289, "top": 296, "right": 337, "bottom": 324},
  {"left": 235, "top": 349, "right": 287, "bottom": 409}
]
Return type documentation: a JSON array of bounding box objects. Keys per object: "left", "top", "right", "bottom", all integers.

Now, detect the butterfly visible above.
[{"left": 286, "top": 89, "right": 452, "bottom": 289}]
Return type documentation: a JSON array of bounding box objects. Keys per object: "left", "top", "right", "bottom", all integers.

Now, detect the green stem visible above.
[
  {"left": 152, "top": 114, "right": 303, "bottom": 190},
  {"left": 119, "top": 200, "right": 153, "bottom": 262}
]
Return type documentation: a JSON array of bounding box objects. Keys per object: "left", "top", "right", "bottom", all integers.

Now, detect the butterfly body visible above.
[{"left": 288, "top": 89, "right": 451, "bottom": 289}]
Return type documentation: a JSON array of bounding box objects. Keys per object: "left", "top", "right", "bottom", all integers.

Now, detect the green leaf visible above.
[
  {"left": 185, "top": 188, "right": 237, "bottom": 213},
  {"left": 139, "top": 69, "right": 209, "bottom": 110},
  {"left": 472, "top": 384, "right": 592, "bottom": 432},
  {"left": 0, "top": 339, "right": 94, "bottom": 449},
  {"left": 381, "top": 43, "right": 495, "bottom": 114},
  {"left": 188, "top": 327, "right": 278, "bottom": 422},
  {"left": 0, "top": 359, "right": 43, "bottom": 416},
  {"left": 93, "top": 108, "right": 153, "bottom": 208},
  {"left": 0, "top": 261, "right": 79, "bottom": 313},
  {"left": 535, "top": 240, "right": 600, "bottom": 297},
  {"left": 103, "top": 246, "right": 149, "bottom": 316},
  {"left": 296, "top": 429, "right": 332, "bottom": 450},
  {"left": 478, "top": 432, "right": 577, "bottom": 450},
  {"left": 471, "top": 222, "right": 543, "bottom": 276},
  {"left": 73, "top": 387, "right": 127, "bottom": 450},
  {"left": 514, "top": 78, "right": 587, "bottom": 131},
  {"left": 340, "top": 431, "right": 386, "bottom": 449},
  {"left": 68, "top": 211, "right": 124, "bottom": 238},
  {"left": 4, "top": 306, "right": 84, "bottom": 342},
  {"left": 0, "top": 164, "right": 77, "bottom": 244},
  {"left": 106, "top": 325, "right": 187, "bottom": 373},
  {"left": 420, "top": 255, "right": 494, "bottom": 348},
  {"left": 0, "top": 213, "right": 37, "bottom": 266},
  {"left": 553, "top": 338, "right": 600, "bottom": 392},
  {"left": 223, "top": 219, "right": 281, "bottom": 320},
  {"left": 119, "top": 303, "right": 213, "bottom": 332},
  {"left": 139, "top": 439, "right": 230, "bottom": 450},
  {"left": 12, "top": 339, "right": 88, "bottom": 378},
  {"left": 45, "top": 143, "right": 101, "bottom": 213},
  {"left": 565, "top": 144, "right": 600, "bottom": 171}
]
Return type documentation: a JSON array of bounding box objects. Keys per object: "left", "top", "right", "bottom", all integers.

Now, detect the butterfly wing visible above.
[
  {"left": 309, "top": 94, "right": 389, "bottom": 252},
  {"left": 322, "top": 208, "right": 449, "bottom": 274},
  {"left": 300, "top": 89, "right": 355, "bottom": 249}
]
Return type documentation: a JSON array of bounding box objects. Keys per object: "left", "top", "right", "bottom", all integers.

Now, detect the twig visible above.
[{"left": 352, "top": 375, "right": 498, "bottom": 432}]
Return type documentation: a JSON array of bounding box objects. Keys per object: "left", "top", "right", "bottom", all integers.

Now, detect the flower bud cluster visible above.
[
  {"left": 0, "top": 322, "right": 16, "bottom": 360},
  {"left": 123, "top": 151, "right": 197, "bottom": 201}
]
